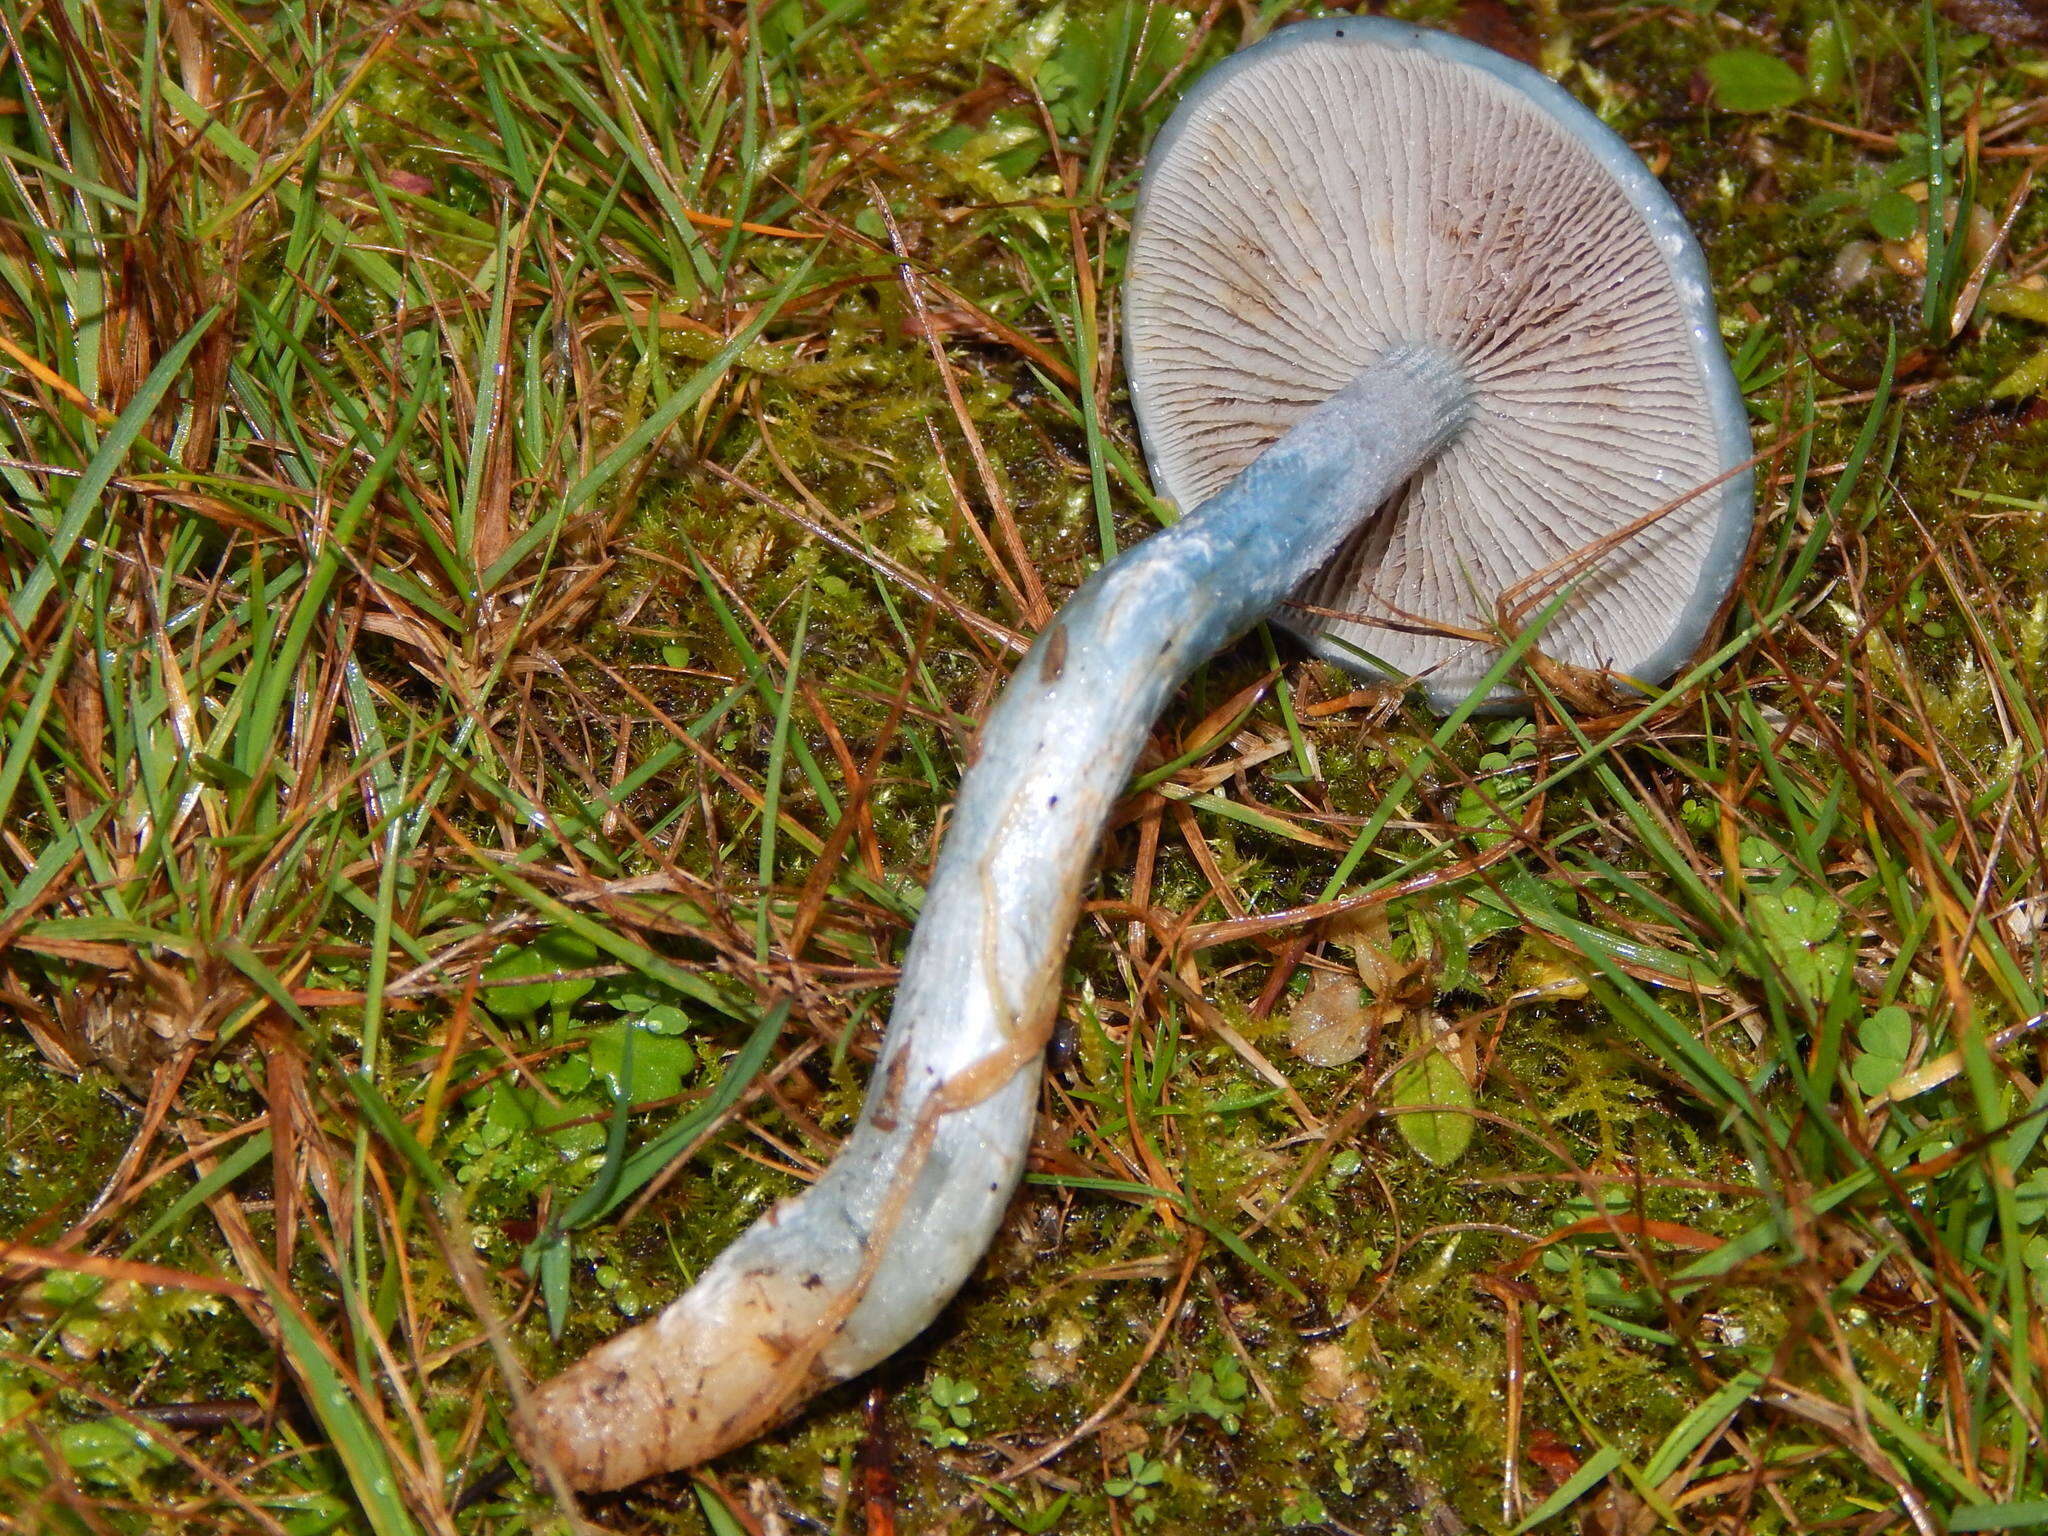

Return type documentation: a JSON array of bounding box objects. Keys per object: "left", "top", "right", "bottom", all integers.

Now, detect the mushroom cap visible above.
[{"left": 1125, "top": 18, "right": 1753, "bottom": 707}]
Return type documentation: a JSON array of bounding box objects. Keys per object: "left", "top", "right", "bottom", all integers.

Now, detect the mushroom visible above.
[
  {"left": 1127, "top": 18, "right": 1752, "bottom": 706},
  {"left": 520, "top": 17, "right": 1752, "bottom": 1490}
]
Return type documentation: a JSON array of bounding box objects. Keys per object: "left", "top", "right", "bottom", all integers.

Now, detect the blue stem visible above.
[{"left": 523, "top": 342, "right": 1475, "bottom": 1490}]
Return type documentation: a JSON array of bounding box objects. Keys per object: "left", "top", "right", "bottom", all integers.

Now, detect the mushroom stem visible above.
[{"left": 521, "top": 343, "right": 1474, "bottom": 1491}]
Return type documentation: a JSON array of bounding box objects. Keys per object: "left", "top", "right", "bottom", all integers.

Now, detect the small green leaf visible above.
[
  {"left": 1747, "top": 885, "right": 1849, "bottom": 1002},
  {"left": 1391, "top": 1047, "right": 1476, "bottom": 1168},
  {"left": 1705, "top": 49, "right": 1804, "bottom": 113},
  {"left": 1869, "top": 190, "right": 1920, "bottom": 241},
  {"left": 2013, "top": 1169, "right": 2048, "bottom": 1226},
  {"left": 1737, "top": 835, "right": 1785, "bottom": 880},
  {"left": 931, "top": 1374, "right": 978, "bottom": 1410},
  {"left": 755, "top": 0, "right": 805, "bottom": 50},
  {"left": 1281, "top": 1488, "right": 1329, "bottom": 1526},
  {"left": 916, "top": 1373, "right": 980, "bottom": 1447},
  {"left": 1106, "top": 1449, "right": 1166, "bottom": 1496},
  {"left": 544, "top": 1053, "right": 593, "bottom": 1094},
  {"left": 56, "top": 1419, "right": 175, "bottom": 1487},
  {"left": 1459, "top": 893, "right": 1523, "bottom": 943},
  {"left": 1850, "top": 1051, "right": 1905, "bottom": 1098},
  {"left": 480, "top": 929, "right": 601, "bottom": 1019},
  {"left": 640, "top": 1003, "right": 693, "bottom": 1035},
  {"left": 1858, "top": 1005, "right": 1912, "bottom": 1059},
  {"left": 1991, "top": 347, "right": 2048, "bottom": 400},
  {"left": 587, "top": 1021, "right": 696, "bottom": 1101},
  {"left": 1804, "top": 17, "right": 1852, "bottom": 99},
  {"left": 992, "top": 1, "right": 1066, "bottom": 86},
  {"left": 1984, "top": 282, "right": 2048, "bottom": 324},
  {"left": 480, "top": 1079, "right": 605, "bottom": 1159}
]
